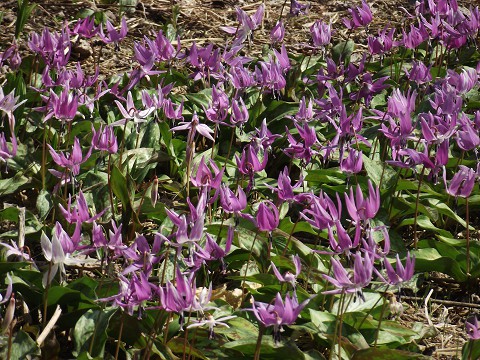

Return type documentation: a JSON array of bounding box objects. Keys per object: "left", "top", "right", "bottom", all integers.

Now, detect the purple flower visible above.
[
  {"left": 443, "top": 165, "right": 476, "bottom": 198},
  {"left": 43, "top": 86, "right": 79, "bottom": 122},
  {"left": 171, "top": 112, "right": 214, "bottom": 142},
  {"left": 376, "top": 252, "right": 415, "bottom": 286},
  {"left": 249, "top": 292, "right": 310, "bottom": 343},
  {"left": 98, "top": 17, "right": 128, "bottom": 49},
  {"left": 191, "top": 156, "right": 224, "bottom": 191},
  {"left": 406, "top": 60, "right": 432, "bottom": 85},
  {"left": 92, "top": 125, "right": 118, "bottom": 154},
  {"left": 402, "top": 23, "right": 429, "bottom": 49},
  {"left": 219, "top": 184, "right": 247, "bottom": 214},
  {"left": 256, "top": 200, "right": 279, "bottom": 233},
  {"left": 345, "top": 180, "right": 380, "bottom": 224},
  {"left": 271, "top": 255, "right": 301, "bottom": 289},
  {"left": 456, "top": 113, "right": 480, "bottom": 151},
  {"left": 71, "top": 16, "right": 98, "bottom": 38},
  {"left": 252, "top": 119, "right": 281, "bottom": 151},
  {"left": 310, "top": 21, "right": 332, "bottom": 48},
  {"left": 48, "top": 137, "right": 92, "bottom": 176},
  {"left": 323, "top": 252, "right": 373, "bottom": 300},
  {"left": 158, "top": 268, "right": 196, "bottom": 328},
  {"left": 343, "top": 0, "right": 373, "bottom": 29},
  {"left": 0, "top": 274, "right": 13, "bottom": 305},
  {"left": 230, "top": 97, "right": 249, "bottom": 127},
  {"left": 367, "top": 27, "right": 395, "bottom": 55},
  {"left": 284, "top": 122, "right": 318, "bottom": 165},
  {"left": 340, "top": 148, "right": 363, "bottom": 175},
  {"left": 0, "top": 131, "right": 17, "bottom": 164},
  {"left": 326, "top": 221, "right": 362, "bottom": 256},
  {"left": 113, "top": 91, "right": 156, "bottom": 129},
  {"left": 267, "top": 166, "right": 303, "bottom": 203},
  {"left": 59, "top": 190, "right": 106, "bottom": 224},
  {"left": 271, "top": 21, "right": 285, "bottom": 43},
  {"left": 301, "top": 191, "right": 341, "bottom": 230},
  {"left": 466, "top": 316, "right": 480, "bottom": 340},
  {"left": 40, "top": 226, "right": 84, "bottom": 287},
  {"left": 290, "top": 0, "right": 310, "bottom": 16},
  {"left": 236, "top": 144, "right": 268, "bottom": 176}
]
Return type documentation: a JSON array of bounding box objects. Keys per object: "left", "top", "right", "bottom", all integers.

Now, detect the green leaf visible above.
[
  {"left": 463, "top": 339, "right": 480, "bottom": 360},
  {"left": 363, "top": 156, "right": 397, "bottom": 190},
  {"left": 352, "top": 348, "right": 430, "bottom": 359},
  {"left": 73, "top": 308, "right": 117, "bottom": 357},
  {"left": 9, "top": 330, "right": 39, "bottom": 359},
  {"left": 397, "top": 215, "right": 452, "bottom": 237},
  {"left": 414, "top": 247, "right": 467, "bottom": 282},
  {"left": 15, "top": 0, "right": 36, "bottom": 38},
  {"left": 36, "top": 189, "right": 53, "bottom": 220},
  {"left": 110, "top": 164, "right": 130, "bottom": 207},
  {"left": 0, "top": 174, "right": 29, "bottom": 196},
  {"left": 332, "top": 40, "right": 355, "bottom": 64}
]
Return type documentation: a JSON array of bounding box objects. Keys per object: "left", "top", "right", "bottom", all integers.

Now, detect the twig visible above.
[{"left": 402, "top": 295, "right": 480, "bottom": 309}]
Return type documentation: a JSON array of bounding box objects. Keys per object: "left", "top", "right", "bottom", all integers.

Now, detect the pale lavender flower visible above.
[{"left": 187, "top": 314, "right": 237, "bottom": 340}]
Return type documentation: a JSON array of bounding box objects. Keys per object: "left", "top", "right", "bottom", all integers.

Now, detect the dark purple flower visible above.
[
  {"left": 98, "top": 17, "right": 128, "bottom": 48},
  {"left": 71, "top": 16, "right": 98, "bottom": 38},
  {"left": 343, "top": 0, "right": 373, "bottom": 29},
  {"left": 443, "top": 165, "right": 476, "bottom": 198}
]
